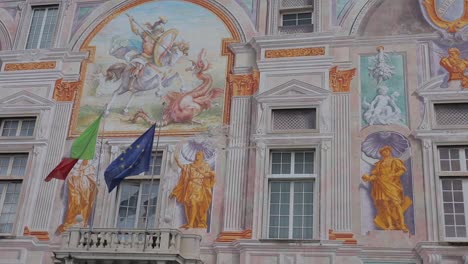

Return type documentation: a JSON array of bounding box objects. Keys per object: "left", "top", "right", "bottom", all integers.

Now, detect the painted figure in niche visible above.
[
  {"left": 170, "top": 151, "right": 215, "bottom": 229},
  {"left": 362, "top": 146, "right": 412, "bottom": 232},
  {"left": 440, "top": 47, "right": 468, "bottom": 88},
  {"left": 57, "top": 160, "right": 97, "bottom": 233},
  {"left": 363, "top": 85, "right": 402, "bottom": 125}
]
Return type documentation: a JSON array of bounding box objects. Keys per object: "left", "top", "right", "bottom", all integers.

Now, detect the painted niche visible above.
[
  {"left": 72, "top": 0, "right": 234, "bottom": 136},
  {"left": 360, "top": 131, "right": 415, "bottom": 234},
  {"left": 360, "top": 47, "right": 408, "bottom": 127}
]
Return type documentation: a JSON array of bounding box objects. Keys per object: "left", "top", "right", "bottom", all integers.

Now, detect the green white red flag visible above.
[{"left": 44, "top": 115, "right": 102, "bottom": 182}]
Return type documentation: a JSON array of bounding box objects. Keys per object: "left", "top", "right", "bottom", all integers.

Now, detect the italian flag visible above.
[{"left": 45, "top": 116, "right": 102, "bottom": 182}]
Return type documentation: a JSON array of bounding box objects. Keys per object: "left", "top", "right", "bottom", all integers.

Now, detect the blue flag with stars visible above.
[{"left": 104, "top": 124, "right": 156, "bottom": 192}]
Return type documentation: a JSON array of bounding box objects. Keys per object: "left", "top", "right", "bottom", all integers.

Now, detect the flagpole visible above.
[
  {"left": 87, "top": 111, "right": 106, "bottom": 249},
  {"left": 143, "top": 105, "right": 164, "bottom": 250}
]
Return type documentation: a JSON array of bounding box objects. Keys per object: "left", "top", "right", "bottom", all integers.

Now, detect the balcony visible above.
[{"left": 54, "top": 227, "right": 202, "bottom": 264}]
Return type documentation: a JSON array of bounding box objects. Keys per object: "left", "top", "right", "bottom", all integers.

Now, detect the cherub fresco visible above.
[{"left": 362, "top": 85, "right": 402, "bottom": 125}]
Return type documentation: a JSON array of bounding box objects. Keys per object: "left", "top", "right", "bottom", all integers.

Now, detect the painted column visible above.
[
  {"left": 330, "top": 93, "right": 352, "bottom": 232},
  {"left": 31, "top": 103, "right": 73, "bottom": 230},
  {"left": 222, "top": 96, "right": 251, "bottom": 231}
]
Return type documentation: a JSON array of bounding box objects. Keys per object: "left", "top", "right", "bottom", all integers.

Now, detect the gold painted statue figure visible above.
[
  {"left": 57, "top": 160, "right": 98, "bottom": 233},
  {"left": 362, "top": 146, "right": 412, "bottom": 232},
  {"left": 170, "top": 151, "right": 215, "bottom": 229},
  {"left": 440, "top": 47, "right": 468, "bottom": 88}
]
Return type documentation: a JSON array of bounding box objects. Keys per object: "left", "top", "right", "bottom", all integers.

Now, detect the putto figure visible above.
[
  {"left": 362, "top": 146, "right": 412, "bottom": 232},
  {"left": 440, "top": 47, "right": 468, "bottom": 88},
  {"left": 363, "top": 85, "right": 402, "bottom": 125},
  {"left": 170, "top": 151, "right": 215, "bottom": 229}
]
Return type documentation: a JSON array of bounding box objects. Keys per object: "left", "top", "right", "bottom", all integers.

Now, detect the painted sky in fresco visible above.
[{"left": 75, "top": 0, "right": 231, "bottom": 134}]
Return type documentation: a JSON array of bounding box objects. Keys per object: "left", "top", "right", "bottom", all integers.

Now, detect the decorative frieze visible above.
[
  {"left": 3, "top": 61, "right": 56, "bottom": 71},
  {"left": 329, "top": 66, "right": 356, "bottom": 93},
  {"left": 53, "top": 78, "right": 81, "bottom": 102},
  {"left": 265, "top": 47, "right": 325, "bottom": 58}
]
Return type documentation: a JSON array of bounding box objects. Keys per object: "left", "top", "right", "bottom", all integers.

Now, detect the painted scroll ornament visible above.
[{"left": 420, "top": 0, "right": 468, "bottom": 42}]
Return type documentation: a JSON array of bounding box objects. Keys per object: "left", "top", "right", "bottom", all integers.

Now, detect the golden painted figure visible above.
[
  {"left": 170, "top": 151, "right": 215, "bottom": 229},
  {"left": 440, "top": 47, "right": 468, "bottom": 88},
  {"left": 57, "top": 160, "right": 97, "bottom": 233},
  {"left": 362, "top": 146, "right": 412, "bottom": 232}
]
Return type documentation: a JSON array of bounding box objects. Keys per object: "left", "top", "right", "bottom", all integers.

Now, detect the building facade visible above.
[{"left": 0, "top": 0, "right": 468, "bottom": 263}]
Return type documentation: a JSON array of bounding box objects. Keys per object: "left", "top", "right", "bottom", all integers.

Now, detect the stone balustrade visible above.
[{"left": 54, "top": 227, "right": 202, "bottom": 264}]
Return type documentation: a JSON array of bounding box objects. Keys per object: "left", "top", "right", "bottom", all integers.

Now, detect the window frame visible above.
[
  {"left": 0, "top": 153, "right": 29, "bottom": 236},
  {"left": 114, "top": 151, "right": 165, "bottom": 229},
  {"left": 25, "top": 4, "right": 60, "bottom": 50},
  {"left": 268, "top": 106, "right": 319, "bottom": 134},
  {"left": 0, "top": 117, "right": 37, "bottom": 138},
  {"left": 435, "top": 144, "right": 468, "bottom": 242},
  {"left": 265, "top": 148, "right": 319, "bottom": 240},
  {"left": 280, "top": 11, "right": 314, "bottom": 27}
]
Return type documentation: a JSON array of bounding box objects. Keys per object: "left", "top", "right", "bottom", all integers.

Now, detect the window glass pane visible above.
[
  {"left": 439, "top": 147, "right": 461, "bottom": 171},
  {"left": 11, "top": 155, "right": 28, "bottom": 177},
  {"left": 146, "top": 152, "right": 163, "bottom": 175},
  {"left": 0, "top": 182, "right": 21, "bottom": 233},
  {"left": 26, "top": 8, "right": 46, "bottom": 49},
  {"left": 271, "top": 152, "right": 292, "bottom": 174},
  {"left": 1, "top": 120, "right": 19, "bottom": 137},
  {"left": 298, "top": 19, "right": 312, "bottom": 25},
  {"left": 0, "top": 157, "right": 9, "bottom": 176},
  {"left": 298, "top": 13, "right": 312, "bottom": 19},
  {"left": 441, "top": 179, "right": 467, "bottom": 238},
  {"left": 269, "top": 182, "right": 290, "bottom": 239},
  {"left": 19, "top": 120, "right": 36, "bottom": 136},
  {"left": 283, "top": 14, "right": 297, "bottom": 21},
  {"left": 39, "top": 7, "right": 58, "bottom": 49},
  {"left": 137, "top": 182, "right": 159, "bottom": 228},
  {"left": 117, "top": 182, "right": 140, "bottom": 228},
  {"left": 282, "top": 20, "right": 297, "bottom": 26},
  {"left": 292, "top": 181, "right": 313, "bottom": 239}
]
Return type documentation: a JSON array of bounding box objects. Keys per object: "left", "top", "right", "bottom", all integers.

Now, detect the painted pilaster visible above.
[
  {"left": 31, "top": 102, "right": 73, "bottom": 230},
  {"left": 330, "top": 94, "right": 351, "bottom": 232},
  {"left": 222, "top": 96, "right": 251, "bottom": 231}
]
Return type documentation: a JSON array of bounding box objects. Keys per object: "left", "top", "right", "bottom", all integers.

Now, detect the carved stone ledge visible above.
[
  {"left": 216, "top": 229, "right": 252, "bottom": 242},
  {"left": 53, "top": 78, "right": 81, "bottom": 102},
  {"left": 23, "top": 226, "right": 50, "bottom": 241},
  {"left": 329, "top": 66, "right": 356, "bottom": 93},
  {"left": 265, "top": 47, "right": 326, "bottom": 58},
  {"left": 3, "top": 61, "right": 56, "bottom": 71}
]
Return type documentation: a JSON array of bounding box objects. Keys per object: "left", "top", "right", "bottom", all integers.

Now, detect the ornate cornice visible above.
[
  {"left": 3, "top": 61, "right": 56, "bottom": 71},
  {"left": 228, "top": 71, "right": 260, "bottom": 96},
  {"left": 53, "top": 78, "right": 81, "bottom": 102},
  {"left": 329, "top": 66, "right": 356, "bottom": 93},
  {"left": 265, "top": 47, "right": 326, "bottom": 58}
]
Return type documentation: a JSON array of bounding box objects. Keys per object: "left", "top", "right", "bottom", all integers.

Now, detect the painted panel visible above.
[
  {"left": 73, "top": 1, "right": 232, "bottom": 136},
  {"left": 360, "top": 49, "right": 408, "bottom": 127},
  {"left": 360, "top": 132, "right": 415, "bottom": 234}
]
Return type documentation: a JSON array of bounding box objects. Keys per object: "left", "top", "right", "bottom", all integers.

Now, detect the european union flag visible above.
[{"left": 104, "top": 124, "right": 156, "bottom": 192}]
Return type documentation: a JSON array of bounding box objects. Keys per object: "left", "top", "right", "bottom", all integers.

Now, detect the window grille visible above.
[
  {"left": 26, "top": 5, "right": 59, "bottom": 49},
  {"left": 272, "top": 108, "right": 316, "bottom": 130},
  {"left": 434, "top": 103, "right": 468, "bottom": 126},
  {"left": 281, "top": 0, "right": 313, "bottom": 8}
]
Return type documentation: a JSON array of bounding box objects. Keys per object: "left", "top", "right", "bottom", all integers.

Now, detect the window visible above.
[
  {"left": 282, "top": 12, "right": 312, "bottom": 26},
  {"left": 0, "top": 118, "right": 36, "bottom": 137},
  {"left": 116, "top": 152, "right": 163, "bottom": 228},
  {"left": 0, "top": 154, "right": 28, "bottom": 234},
  {"left": 437, "top": 146, "right": 468, "bottom": 240},
  {"left": 268, "top": 150, "right": 316, "bottom": 239},
  {"left": 272, "top": 108, "right": 316, "bottom": 131},
  {"left": 26, "top": 5, "right": 59, "bottom": 49}
]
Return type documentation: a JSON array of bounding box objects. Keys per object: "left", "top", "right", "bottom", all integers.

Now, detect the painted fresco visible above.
[
  {"left": 167, "top": 139, "right": 216, "bottom": 230},
  {"left": 74, "top": 1, "right": 232, "bottom": 135},
  {"left": 360, "top": 47, "right": 408, "bottom": 127},
  {"left": 360, "top": 132, "right": 415, "bottom": 234}
]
